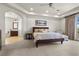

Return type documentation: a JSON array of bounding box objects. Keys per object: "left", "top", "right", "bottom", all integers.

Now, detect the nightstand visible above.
[{"left": 25, "top": 33, "right": 34, "bottom": 40}]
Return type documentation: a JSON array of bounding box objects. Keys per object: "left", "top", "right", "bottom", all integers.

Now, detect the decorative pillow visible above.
[
  {"left": 34, "top": 28, "right": 49, "bottom": 33},
  {"left": 38, "top": 29, "right": 43, "bottom": 32},
  {"left": 35, "top": 29, "right": 39, "bottom": 32}
]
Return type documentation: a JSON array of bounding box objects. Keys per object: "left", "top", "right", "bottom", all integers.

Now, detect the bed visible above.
[{"left": 33, "top": 27, "right": 68, "bottom": 47}]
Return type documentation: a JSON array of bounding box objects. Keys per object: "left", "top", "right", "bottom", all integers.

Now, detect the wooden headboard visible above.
[{"left": 33, "top": 27, "right": 49, "bottom": 32}]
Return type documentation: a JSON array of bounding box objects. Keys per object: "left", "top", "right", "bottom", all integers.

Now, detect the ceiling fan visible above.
[
  {"left": 39, "top": 3, "right": 53, "bottom": 7},
  {"left": 49, "top": 3, "right": 60, "bottom": 12},
  {"left": 39, "top": 3, "right": 60, "bottom": 12},
  {"left": 48, "top": 3, "right": 53, "bottom": 7}
]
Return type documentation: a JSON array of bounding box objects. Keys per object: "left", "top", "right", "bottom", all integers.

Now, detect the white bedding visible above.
[{"left": 33, "top": 32, "right": 68, "bottom": 42}]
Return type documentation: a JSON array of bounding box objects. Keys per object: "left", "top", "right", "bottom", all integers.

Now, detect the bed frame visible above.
[{"left": 33, "top": 27, "right": 64, "bottom": 48}]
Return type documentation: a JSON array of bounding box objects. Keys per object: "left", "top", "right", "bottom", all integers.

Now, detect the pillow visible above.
[
  {"left": 34, "top": 29, "right": 43, "bottom": 32},
  {"left": 34, "top": 29, "right": 49, "bottom": 33},
  {"left": 43, "top": 29, "right": 48, "bottom": 32},
  {"left": 35, "top": 29, "right": 39, "bottom": 32},
  {"left": 38, "top": 29, "right": 43, "bottom": 32}
]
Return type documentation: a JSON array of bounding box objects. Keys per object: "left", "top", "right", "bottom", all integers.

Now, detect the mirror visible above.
[{"left": 13, "top": 21, "right": 18, "bottom": 29}]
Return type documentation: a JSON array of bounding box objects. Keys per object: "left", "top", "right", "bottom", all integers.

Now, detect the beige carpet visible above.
[
  {"left": 0, "top": 40, "right": 79, "bottom": 56},
  {"left": 5, "top": 36, "right": 23, "bottom": 45}
]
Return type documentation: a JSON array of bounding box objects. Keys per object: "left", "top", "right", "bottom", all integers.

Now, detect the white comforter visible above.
[{"left": 33, "top": 32, "right": 68, "bottom": 42}]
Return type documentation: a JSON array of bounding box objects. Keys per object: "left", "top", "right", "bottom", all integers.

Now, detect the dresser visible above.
[{"left": 10, "top": 31, "right": 18, "bottom": 36}]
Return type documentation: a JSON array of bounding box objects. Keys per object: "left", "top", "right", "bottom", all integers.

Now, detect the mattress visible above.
[{"left": 33, "top": 32, "right": 68, "bottom": 42}]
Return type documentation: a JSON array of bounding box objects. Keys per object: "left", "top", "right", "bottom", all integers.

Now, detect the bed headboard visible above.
[{"left": 33, "top": 27, "right": 49, "bottom": 33}]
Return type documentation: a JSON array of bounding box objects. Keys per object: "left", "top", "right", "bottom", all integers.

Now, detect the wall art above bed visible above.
[{"left": 35, "top": 20, "right": 47, "bottom": 26}]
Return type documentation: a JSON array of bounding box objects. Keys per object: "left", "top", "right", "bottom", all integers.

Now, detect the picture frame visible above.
[{"left": 35, "top": 20, "right": 47, "bottom": 26}]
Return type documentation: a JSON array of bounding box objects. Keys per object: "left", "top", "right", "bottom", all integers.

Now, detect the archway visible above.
[{"left": 5, "top": 11, "right": 23, "bottom": 45}]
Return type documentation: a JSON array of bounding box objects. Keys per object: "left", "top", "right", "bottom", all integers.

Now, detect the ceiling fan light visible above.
[
  {"left": 30, "top": 8, "right": 34, "bottom": 11},
  {"left": 54, "top": 15, "right": 59, "bottom": 17},
  {"left": 49, "top": 3, "right": 53, "bottom": 7}
]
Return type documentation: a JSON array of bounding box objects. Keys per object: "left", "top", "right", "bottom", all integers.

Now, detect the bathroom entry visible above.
[{"left": 5, "top": 12, "right": 23, "bottom": 45}]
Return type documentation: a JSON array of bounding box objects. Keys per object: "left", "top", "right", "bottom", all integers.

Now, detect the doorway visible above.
[{"left": 5, "top": 12, "right": 23, "bottom": 45}]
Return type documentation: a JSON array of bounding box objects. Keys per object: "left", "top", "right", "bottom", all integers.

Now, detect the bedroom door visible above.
[{"left": 65, "top": 15, "right": 75, "bottom": 40}]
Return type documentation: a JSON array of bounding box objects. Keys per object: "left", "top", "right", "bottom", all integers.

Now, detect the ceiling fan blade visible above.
[{"left": 48, "top": 3, "right": 53, "bottom": 7}]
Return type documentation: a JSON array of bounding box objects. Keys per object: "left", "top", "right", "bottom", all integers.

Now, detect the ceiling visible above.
[{"left": 8, "top": 3, "right": 79, "bottom": 18}]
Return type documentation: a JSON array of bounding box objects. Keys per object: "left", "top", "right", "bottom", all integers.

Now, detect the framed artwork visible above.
[{"left": 35, "top": 20, "right": 47, "bottom": 26}]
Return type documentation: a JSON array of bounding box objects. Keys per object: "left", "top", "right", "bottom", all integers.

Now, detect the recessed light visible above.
[
  {"left": 30, "top": 8, "right": 34, "bottom": 11},
  {"left": 46, "top": 10, "right": 48, "bottom": 13},
  {"left": 57, "top": 13, "right": 60, "bottom": 15},
  {"left": 54, "top": 15, "right": 59, "bottom": 17},
  {"left": 42, "top": 14, "right": 49, "bottom": 16},
  {"left": 28, "top": 12, "right": 35, "bottom": 15}
]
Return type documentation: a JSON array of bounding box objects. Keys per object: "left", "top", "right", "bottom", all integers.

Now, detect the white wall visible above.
[
  {"left": 22, "top": 15, "right": 60, "bottom": 35},
  {"left": 5, "top": 17, "right": 13, "bottom": 37},
  {"left": 59, "top": 18, "right": 66, "bottom": 33}
]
